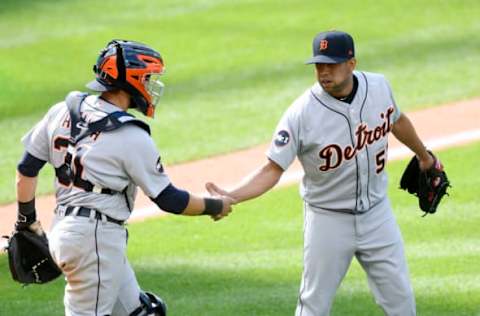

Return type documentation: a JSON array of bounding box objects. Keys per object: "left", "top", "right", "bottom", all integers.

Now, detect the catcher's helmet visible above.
[{"left": 86, "top": 40, "right": 165, "bottom": 118}]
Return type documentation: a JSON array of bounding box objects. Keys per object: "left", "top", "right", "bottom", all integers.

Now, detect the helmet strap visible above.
[{"left": 114, "top": 41, "right": 126, "bottom": 82}]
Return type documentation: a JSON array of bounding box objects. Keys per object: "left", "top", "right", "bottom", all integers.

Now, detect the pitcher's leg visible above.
[
  {"left": 356, "top": 215, "right": 415, "bottom": 316},
  {"left": 295, "top": 207, "right": 356, "bottom": 316}
]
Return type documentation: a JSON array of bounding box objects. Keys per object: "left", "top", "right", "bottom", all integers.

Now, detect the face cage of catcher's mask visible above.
[{"left": 143, "top": 73, "right": 165, "bottom": 107}]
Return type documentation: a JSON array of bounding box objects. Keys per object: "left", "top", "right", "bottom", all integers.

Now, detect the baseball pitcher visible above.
[{"left": 206, "top": 30, "right": 446, "bottom": 316}]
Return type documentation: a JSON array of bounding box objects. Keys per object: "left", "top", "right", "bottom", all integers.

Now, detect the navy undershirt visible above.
[
  {"left": 17, "top": 151, "right": 46, "bottom": 177},
  {"left": 150, "top": 183, "right": 190, "bottom": 214}
]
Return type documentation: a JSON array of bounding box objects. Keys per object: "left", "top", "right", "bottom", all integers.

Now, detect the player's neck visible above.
[
  {"left": 100, "top": 90, "right": 131, "bottom": 111},
  {"left": 331, "top": 75, "right": 354, "bottom": 98},
  {"left": 333, "top": 75, "right": 358, "bottom": 104}
]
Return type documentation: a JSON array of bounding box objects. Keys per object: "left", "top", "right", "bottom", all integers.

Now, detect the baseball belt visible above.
[{"left": 57, "top": 206, "right": 124, "bottom": 226}]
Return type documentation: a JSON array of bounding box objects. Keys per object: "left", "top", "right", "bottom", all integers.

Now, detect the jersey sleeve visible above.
[
  {"left": 384, "top": 78, "right": 401, "bottom": 123},
  {"left": 266, "top": 106, "right": 300, "bottom": 171},
  {"left": 20, "top": 103, "right": 62, "bottom": 162},
  {"left": 122, "top": 129, "right": 171, "bottom": 198}
]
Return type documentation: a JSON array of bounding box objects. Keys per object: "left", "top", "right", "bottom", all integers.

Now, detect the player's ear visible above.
[{"left": 347, "top": 58, "right": 356, "bottom": 71}]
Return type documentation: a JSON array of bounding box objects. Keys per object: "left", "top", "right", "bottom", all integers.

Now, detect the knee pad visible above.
[{"left": 129, "top": 291, "right": 167, "bottom": 316}]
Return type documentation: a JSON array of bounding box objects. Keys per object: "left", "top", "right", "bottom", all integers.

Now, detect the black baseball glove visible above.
[
  {"left": 3, "top": 229, "right": 61, "bottom": 284},
  {"left": 400, "top": 152, "right": 450, "bottom": 215}
]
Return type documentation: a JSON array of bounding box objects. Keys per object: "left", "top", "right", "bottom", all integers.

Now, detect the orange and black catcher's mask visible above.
[{"left": 87, "top": 40, "right": 165, "bottom": 118}]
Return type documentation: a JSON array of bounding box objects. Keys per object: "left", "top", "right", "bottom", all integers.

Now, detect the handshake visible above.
[{"left": 205, "top": 182, "right": 237, "bottom": 222}]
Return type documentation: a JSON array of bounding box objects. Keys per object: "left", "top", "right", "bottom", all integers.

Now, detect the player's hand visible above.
[
  {"left": 16, "top": 220, "right": 46, "bottom": 237},
  {"left": 206, "top": 182, "right": 233, "bottom": 200},
  {"left": 206, "top": 182, "right": 239, "bottom": 221},
  {"left": 418, "top": 152, "right": 435, "bottom": 171},
  {"left": 28, "top": 221, "right": 46, "bottom": 237},
  {"left": 211, "top": 195, "right": 235, "bottom": 222}
]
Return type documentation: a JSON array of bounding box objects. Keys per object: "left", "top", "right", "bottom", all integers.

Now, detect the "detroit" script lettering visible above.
[{"left": 319, "top": 107, "right": 394, "bottom": 172}]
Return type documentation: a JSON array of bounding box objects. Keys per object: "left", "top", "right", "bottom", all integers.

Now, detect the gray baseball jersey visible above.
[
  {"left": 268, "top": 71, "right": 415, "bottom": 315},
  {"left": 268, "top": 71, "right": 400, "bottom": 213},
  {"left": 21, "top": 94, "right": 170, "bottom": 221}
]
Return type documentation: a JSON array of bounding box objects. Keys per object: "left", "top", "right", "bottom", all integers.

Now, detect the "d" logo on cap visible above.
[{"left": 320, "top": 40, "right": 328, "bottom": 50}]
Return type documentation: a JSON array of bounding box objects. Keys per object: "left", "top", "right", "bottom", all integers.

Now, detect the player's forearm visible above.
[
  {"left": 182, "top": 194, "right": 208, "bottom": 215},
  {"left": 229, "top": 160, "right": 283, "bottom": 203},
  {"left": 16, "top": 171, "right": 38, "bottom": 202},
  {"left": 150, "top": 184, "right": 226, "bottom": 217},
  {"left": 182, "top": 194, "right": 228, "bottom": 218},
  {"left": 392, "top": 113, "right": 430, "bottom": 161},
  {"left": 15, "top": 171, "right": 40, "bottom": 229}
]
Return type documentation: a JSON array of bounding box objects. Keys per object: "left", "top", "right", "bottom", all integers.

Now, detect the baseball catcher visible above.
[
  {"left": 400, "top": 151, "right": 450, "bottom": 215},
  {"left": 13, "top": 39, "right": 233, "bottom": 315}
]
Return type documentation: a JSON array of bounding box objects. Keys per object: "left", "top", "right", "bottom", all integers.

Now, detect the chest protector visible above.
[{"left": 55, "top": 92, "right": 150, "bottom": 194}]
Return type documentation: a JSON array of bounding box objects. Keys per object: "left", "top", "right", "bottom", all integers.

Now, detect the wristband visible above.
[
  {"left": 203, "top": 198, "right": 223, "bottom": 216},
  {"left": 17, "top": 199, "right": 36, "bottom": 224}
]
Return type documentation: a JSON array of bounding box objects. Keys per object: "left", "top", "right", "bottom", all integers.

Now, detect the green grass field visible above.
[
  {"left": 0, "top": 0, "right": 479, "bottom": 203},
  {"left": 0, "top": 1, "right": 479, "bottom": 314},
  {"left": 1, "top": 142, "right": 479, "bottom": 316}
]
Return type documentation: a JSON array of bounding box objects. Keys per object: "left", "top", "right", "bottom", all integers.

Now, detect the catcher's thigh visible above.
[
  {"left": 49, "top": 216, "right": 128, "bottom": 316},
  {"left": 111, "top": 261, "right": 143, "bottom": 316}
]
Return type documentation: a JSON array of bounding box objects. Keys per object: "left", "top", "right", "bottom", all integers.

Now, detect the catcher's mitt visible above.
[
  {"left": 3, "top": 229, "right": 61, "bottom": 284},
  {"left": 400, "top": 152, "right": 450, "bottom": 215}
]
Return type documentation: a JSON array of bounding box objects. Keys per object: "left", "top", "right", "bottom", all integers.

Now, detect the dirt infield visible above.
[{"left": 0, "top": 98, "right": 479, "bottom": 236}]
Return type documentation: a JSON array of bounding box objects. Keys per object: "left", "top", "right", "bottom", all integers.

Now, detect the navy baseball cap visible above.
[{"left": 305, "top": 31, "right": 355, "bottom": 64}]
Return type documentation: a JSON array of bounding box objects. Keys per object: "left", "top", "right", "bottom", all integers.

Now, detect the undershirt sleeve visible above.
[
  {"left": 149, "top": 183, "right": 190, "bottom": 214},
  {"left": 17, "top": 151, "right": 47, "bottom": 177}
]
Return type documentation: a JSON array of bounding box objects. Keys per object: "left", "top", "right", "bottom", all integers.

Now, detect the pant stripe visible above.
[
  {"left": 94, "top": 220, "right": 101, "bottom": 316},
  {"left": 297, "top": 202, "right": 308, "bottom": 316}
]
